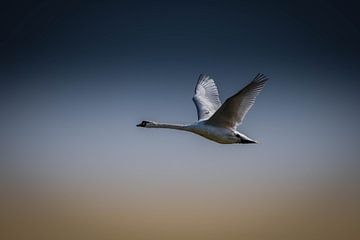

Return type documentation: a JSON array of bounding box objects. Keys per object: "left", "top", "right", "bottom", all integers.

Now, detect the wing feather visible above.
[
  {"left": 207, "top": 73, "right": 268, "bottom": 130},
  {"left": 192, "top": 74, "right": 222, "bottom": 120}
]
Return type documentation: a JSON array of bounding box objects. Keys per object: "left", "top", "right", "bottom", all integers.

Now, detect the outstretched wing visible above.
[
  {"left": 207, "top": 73, "right": 268, "bottom": 130},
  {"left": 192, "top": 74, "right": 222, "bottom": 121}
]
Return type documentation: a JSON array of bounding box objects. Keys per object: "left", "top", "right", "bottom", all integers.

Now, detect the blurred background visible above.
[{"left": 1, "top": 0, "right": 359, "bottom": 239}]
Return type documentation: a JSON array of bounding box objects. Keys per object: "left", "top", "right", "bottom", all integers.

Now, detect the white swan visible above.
[{"left": 137, "top": 73, "right": 268, "bottom": 144}]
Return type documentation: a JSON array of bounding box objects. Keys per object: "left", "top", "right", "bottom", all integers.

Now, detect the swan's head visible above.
[{"left": 136, "top": 120, "right": 154, "bottom": 127}]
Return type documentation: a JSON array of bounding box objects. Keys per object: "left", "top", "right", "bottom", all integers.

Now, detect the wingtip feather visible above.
[{"left": 253, "top": 73, "right": 269, "bottom": 83}]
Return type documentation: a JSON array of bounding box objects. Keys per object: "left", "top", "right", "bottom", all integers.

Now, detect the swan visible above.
[{"left": 137, "top": 73, "right": 268, "bottom": 144}]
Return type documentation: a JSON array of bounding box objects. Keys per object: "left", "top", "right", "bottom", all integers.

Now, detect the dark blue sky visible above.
[{"left": 1, "top": 0, "right": 360, "bottom": 77}]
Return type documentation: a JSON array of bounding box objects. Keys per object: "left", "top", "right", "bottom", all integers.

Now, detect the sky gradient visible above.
[{"left": 1, "top": 0, "right": 360, "bottom": 239}]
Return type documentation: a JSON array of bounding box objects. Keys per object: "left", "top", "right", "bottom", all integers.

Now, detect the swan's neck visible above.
[{"left": 148, "top": 122, "right": 190, "bottom": 131}]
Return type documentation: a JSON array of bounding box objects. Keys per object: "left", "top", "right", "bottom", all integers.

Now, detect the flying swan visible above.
[{"left": 137, "top": 73, "right": 268, "bottom": 144}]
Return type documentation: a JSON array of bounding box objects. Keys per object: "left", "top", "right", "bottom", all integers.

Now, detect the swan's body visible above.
[{"left": 137, "top": 73, "right": 268, "bottom": 144}]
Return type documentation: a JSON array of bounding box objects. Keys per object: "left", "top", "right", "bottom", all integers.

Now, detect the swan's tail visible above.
[
  {"left": 238, "top": 133, "right": 258, "bottom": 144},
  {"left": 240, "top": 138, "right": 258, "bottom": 144}
]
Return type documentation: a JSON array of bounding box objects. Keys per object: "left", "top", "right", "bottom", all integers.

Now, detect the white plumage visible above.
[
  {"left": 193, "top": 74, "right": 222, "bottom": 121},
  {"left": 137, "top": 73, "right": 268, "bottom": 144}
]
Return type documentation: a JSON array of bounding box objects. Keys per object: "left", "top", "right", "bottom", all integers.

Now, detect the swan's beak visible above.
[{"left": 136, "top": 123, "right": 141, "bottom": 127}]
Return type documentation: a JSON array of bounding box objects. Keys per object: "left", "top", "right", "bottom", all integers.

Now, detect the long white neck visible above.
[{"left": 147, "top": 122, "right": 190, "bottom": 131}]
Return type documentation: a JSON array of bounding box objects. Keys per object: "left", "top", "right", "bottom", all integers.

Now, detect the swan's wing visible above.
[
  {"left": 207, "top": 73, "right": 268, "bottom": 130},
  {"left": 192, "top": 74, "right": 222, "bottom": 121}
]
